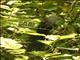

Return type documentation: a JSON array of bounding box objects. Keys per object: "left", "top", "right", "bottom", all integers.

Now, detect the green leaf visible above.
[
  {"left": 45, "top": 35, "right": 60, "bottom": 41},
  {"left": 38, "top": 40, "right": 54, "bottom": 45},
  {"left": 7, "top": 27, "right": 45, "bottom": 36},
  {"left": 1, "top": 37, "right": 22, "bottom": 49},
  {"left": 72, "top": 56, "right": 80, "bottom": 60},
  {"left": 0, "top": 5, "right": 11, "bottom": 10},
  {"left": 1, "top": 37, "right": 25, "bottom": 54},
  {"left": 45, "top": 33, "right": 77, "bottom": 40},
  {"left": 49, "top": 54, "right": 72, "bottom": 58},
  {"left": 25, "top": 32, "right": 45, "bottom": 36},
  {"left": 60, "top": 33, "right": 77, "bottom": 39},
  {"left": 15, "top": 56, "right": 29, "bottom": 60},
  {"left": 28, "top": 51, "right": 61, "bottom": 57},
  {"left": 7, "top": 1, "right": 16, "bottom": 5},
  {"left": 57, "top": 47, "right": 79, "bottom": 51}
]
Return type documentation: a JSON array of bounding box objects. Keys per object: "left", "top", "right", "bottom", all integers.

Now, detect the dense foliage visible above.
[{"left": 0, "top": 0, "right": 80, "bottom": 60}]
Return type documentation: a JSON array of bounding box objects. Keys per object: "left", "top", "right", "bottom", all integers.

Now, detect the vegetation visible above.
[{"left": 0, "top": 0, "right": 80, "bottom": 60}]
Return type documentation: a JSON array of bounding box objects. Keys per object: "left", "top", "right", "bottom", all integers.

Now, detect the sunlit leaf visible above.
[
  {"left": 7, "top": 1, "right": 16, "bottom": 5},
  {"left": 38, "top": 40, "right": 54, "bottom": 45},
  {"left": 26, "top": 32, "right": 45, "bottom": 36},
  {"left": 60, "top": 33, "right": 77, "bottom": 39},
  {"left": 57, "top": 47, "right": 79, "bottom": 51},
  {"left": 0, "top": 5, "right": 10, "bottom": 10},
  {"left": 45, "top": 33, "right": 77, "bottom": 40},
  {"left": 49, "top": 54, "right": 72, "bottom": 58},
  {"left": 7, "top": 49, "right": 25, "bottom": 54},
  {"left": 45, "top": 35, "right": 60, "bottom": 41},
  {"left": 1, "top": 37, "right": 22, "bottom": 49},
  {"left": 11, "top": 8, "right": 19, "bottom": 13},
  {"left": 72, "top": 56, "right": 80, "bottom": 60}
]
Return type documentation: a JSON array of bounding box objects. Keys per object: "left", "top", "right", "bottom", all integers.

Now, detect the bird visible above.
[{"left": 37, "top": 13, "right": 63, "bottom": 35}]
